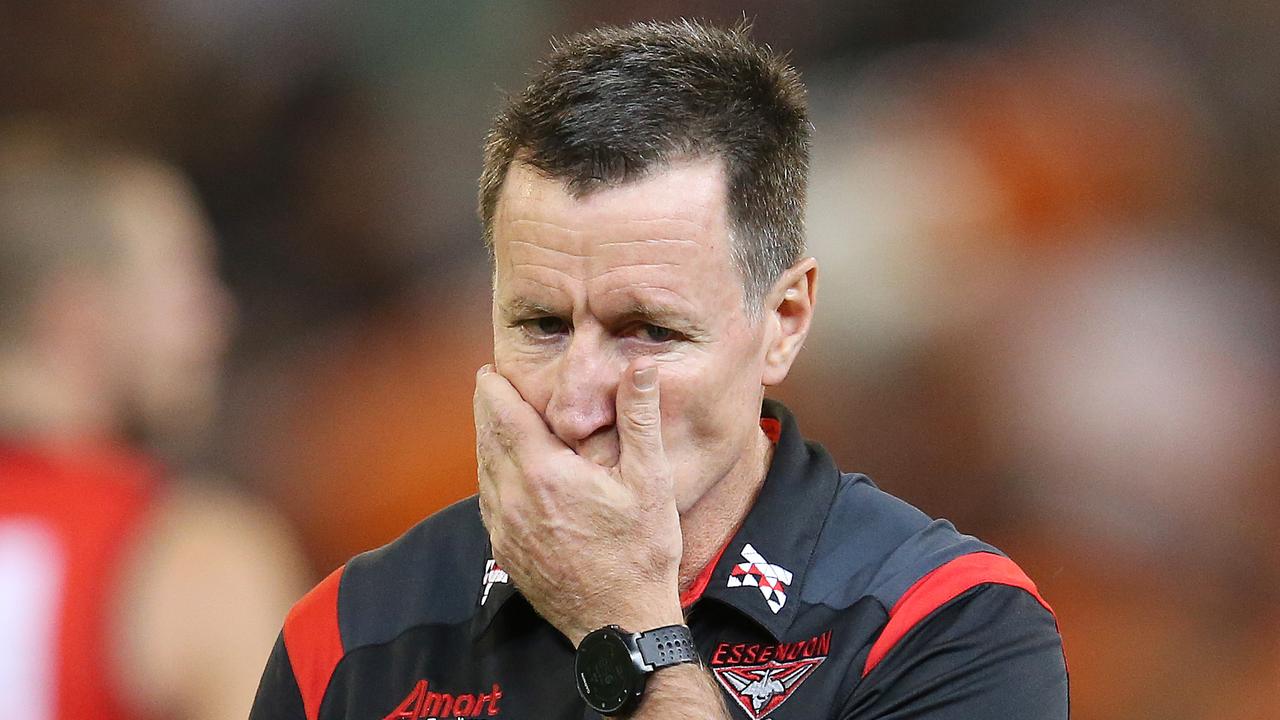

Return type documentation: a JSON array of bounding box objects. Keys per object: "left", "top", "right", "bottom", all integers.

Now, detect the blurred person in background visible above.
[
  {"left": 251, "top": 20, "right": 1066, "bottom": 720},
  {"left": 0, "top": 125, "right": 307, "bottom": 720}
]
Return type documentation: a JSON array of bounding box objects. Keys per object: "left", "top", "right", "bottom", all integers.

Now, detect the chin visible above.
[{"left": 672, "top": 469, "right": 717, "bottom": 515}]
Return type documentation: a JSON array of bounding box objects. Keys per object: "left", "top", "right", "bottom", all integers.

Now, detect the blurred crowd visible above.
[{"left": 2, "top": 1, "right": 1277, "bottom": 718}]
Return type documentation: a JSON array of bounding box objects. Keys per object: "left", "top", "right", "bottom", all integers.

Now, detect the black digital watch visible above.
[{"left": 574, "top": 624, "right": 698, "bottom": 715}]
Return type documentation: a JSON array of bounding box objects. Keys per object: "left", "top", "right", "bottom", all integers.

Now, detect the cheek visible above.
[
  {"left": 656, "top": 347, "right": 762, "bottom": 447},
  {"left": 658, "top": 365, "right": 760, "bottom": 511},
  {"left": 493, "top": 338, "right": 556, "bottom": 412}
]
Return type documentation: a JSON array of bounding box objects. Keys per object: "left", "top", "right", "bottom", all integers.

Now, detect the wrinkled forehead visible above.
[{"left": 490, "top": 159, "right": 739, "bottom": 287}]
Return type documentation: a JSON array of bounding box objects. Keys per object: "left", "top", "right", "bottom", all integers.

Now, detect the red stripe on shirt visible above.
[
  {"left": 861, "top": 552, "right": 1054, "bottom": 677},
  {"left": 760, "top": 417, "right": 782, "bottom": 444},
  {"left": 284, "top": 565, "right": 346, "bottom": 720}
]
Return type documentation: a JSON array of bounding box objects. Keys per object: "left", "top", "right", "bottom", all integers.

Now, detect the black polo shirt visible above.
[{"left": 251, "top": 400, "right": 1068, "bottom": 720}]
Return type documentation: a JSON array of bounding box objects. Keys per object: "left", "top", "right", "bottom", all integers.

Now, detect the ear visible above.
[{"left": 761, "top": 257, "right": 818, "bottom": 387}]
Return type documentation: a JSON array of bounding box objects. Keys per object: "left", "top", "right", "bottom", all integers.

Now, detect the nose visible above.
[{"left": 544, "top": 331, "right": 619, "bottom": 444}]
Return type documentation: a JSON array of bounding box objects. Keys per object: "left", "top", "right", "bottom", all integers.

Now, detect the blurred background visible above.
[{"left": 2, "top": 1, "right": 1277, "bottom": 718}]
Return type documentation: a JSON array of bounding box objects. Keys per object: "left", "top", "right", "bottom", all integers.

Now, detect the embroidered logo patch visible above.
[
  {"left": 713, "top": 657, "right": 824, "bottom": 718},
  {"left": 726, "top": 543, "right": 792, "bottom": 613},
  {"left": 479, "top": 559, "right": 508, "bottom": 606}
]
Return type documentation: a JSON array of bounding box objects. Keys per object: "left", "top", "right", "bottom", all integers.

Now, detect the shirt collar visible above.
[{"left": 471, "top": 399, "right": 841, "bottom": 641}]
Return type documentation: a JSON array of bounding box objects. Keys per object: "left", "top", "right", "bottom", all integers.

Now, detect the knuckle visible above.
[
  {"left": 488, "top": 401, "right": 518, "bottom": 427},
  {"left": 622, "top": 405, "right": 660, "bottom": 430},
  {"left": 474, "top": 416, "right": 498, "bottom": 448},
  {"left": 488, "top": 410, "right": 521, "bottom": 446},
  {"left": 476, "top": 448, "right": 499, "bottom": 478}
]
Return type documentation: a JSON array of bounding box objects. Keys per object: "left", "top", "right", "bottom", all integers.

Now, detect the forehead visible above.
[{"left": 491, "top": 159, "right": 740, "bottom": 309}]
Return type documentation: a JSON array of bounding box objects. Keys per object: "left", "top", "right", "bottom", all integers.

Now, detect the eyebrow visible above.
[
  {"left": 497, "top": 296, "right": 708, "bottom": 337},
  {"left": 497, "top": 297, "right": 560, "bottom": 318},
  {"left": 618, "top": 301, "right": 709, "bottom": 338},
  {"left": 620, "top": 301, "right": 684, "bottom": 324}
]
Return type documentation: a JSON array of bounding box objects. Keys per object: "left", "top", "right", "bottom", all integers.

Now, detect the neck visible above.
[{"left": 676, "top": 426, "right": 774, "bottom": 594}]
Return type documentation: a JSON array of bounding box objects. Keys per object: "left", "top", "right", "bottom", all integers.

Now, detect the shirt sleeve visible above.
[
  {"left": 841, "top": 583, "right": 1069, "bottom": 719},
  {"left": 249, "top": 632, "right": 308, "bottom": 720}
]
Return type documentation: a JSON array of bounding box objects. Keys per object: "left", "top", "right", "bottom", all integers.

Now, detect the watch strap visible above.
[{"left": 634, "top": 624, "right": 697, "bottom": 671}]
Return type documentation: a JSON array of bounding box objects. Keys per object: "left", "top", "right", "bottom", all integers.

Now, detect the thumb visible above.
[{"left": 616, "top": 360, "right": 667, "bottom": 484}]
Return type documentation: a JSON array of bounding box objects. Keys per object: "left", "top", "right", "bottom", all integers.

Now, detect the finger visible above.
[
  {"left": 475, "top": 438, "right": 508, "bottom": 499},
  {"left": 474, "top": 366, "right": 520, "bottom": 506},
  {"left": 473, "top": 364, "right": 565, "bottom": 458},
  {"left": 615, "top": 359, "right": 667, "bottom": 485},
  {"left": 477, "top": 483, "right": 497, "bottom": 533}
]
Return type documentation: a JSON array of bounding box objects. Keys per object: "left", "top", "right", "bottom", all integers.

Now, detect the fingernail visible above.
[
  {"left": 634, "top": 365, "right": 657, "bottom": 390},
  {"left": 478, "top": 364, "right": 493, "bottom": 377}
]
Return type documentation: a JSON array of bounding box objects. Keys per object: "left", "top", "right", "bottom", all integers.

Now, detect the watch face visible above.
[{"left": 576, "top": 628, "right": 643, "bottom": 714}]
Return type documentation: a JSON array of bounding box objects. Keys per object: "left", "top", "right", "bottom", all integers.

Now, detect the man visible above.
[
  {"left": 251, "top": 20, "right": 1067, "bottom": 719},
  {"left": 0, "top": 127, "right": 308, "bottom": 720}
]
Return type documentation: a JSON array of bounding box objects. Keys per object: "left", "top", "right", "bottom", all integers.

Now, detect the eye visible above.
[
  {"left": 638, "top": 324, "right": 674, "bottom": 343},
  {"left": 519, "top": 316, "right": 568, "bottom": 338}
]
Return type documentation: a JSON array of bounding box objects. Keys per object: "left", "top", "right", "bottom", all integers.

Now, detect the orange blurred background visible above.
[{"left": 4, "top": 2, "right": 1277, "bottom": 718}]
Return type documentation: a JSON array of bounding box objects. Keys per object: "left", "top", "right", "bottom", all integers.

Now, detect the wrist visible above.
[
  {"left": 575, "top": 624, "right": 699, "bottom": 716},
  {"left": 607, "top": 607, "right": 684, "bottom": 642},
  {"left": 574, "top": 587, "right": 683, "bottom": 648}
]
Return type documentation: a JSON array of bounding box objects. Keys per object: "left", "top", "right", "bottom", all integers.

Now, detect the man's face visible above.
[{"left": 491, "top": 159, "right": 773, "bottom": 512}]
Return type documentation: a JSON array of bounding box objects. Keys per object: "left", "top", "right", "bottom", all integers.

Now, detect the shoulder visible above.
[
  {"left": 286, "top": 495, "right": 488, "bottom": 654},
  {"left": 118, "top": 477, "right": 309, "bottom": 718},
  {"left": 803, "top": 473, "right": 1003, "bottom": 611},
  {"left": 797, "top": 475, "right": 1065, "bottom": 714},
  {"left": 276, "top": 496, "right": 487, "bottom": 720},
  {"left": 804, "top": 474, "right": 1058, "bottom": 671},
  {"left": 847, "top": 581, "right": 1068, "bottom": 717},
  {"left": 339, "top": 494, "right": 489, "bottom": 644}
]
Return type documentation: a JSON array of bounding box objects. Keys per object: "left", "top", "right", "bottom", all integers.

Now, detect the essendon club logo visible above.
[
  {"left": 710, "top": 631, "right": 830, "bottom": 719},
  {"left": 383, "top": 679, "right": 503, "bottom": 719},
  {"left": 726, "top": 544, "right": 792, "bottom": 613}
]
